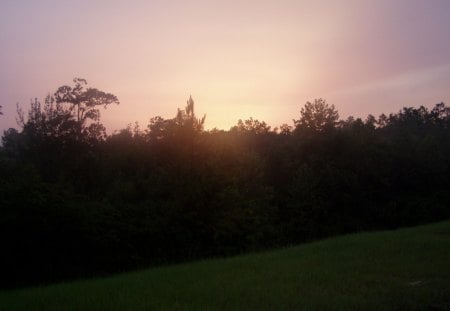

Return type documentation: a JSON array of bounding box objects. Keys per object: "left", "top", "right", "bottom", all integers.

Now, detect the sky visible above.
[{"left": 1, "top": 0, "right": 450, "bottom": 133}]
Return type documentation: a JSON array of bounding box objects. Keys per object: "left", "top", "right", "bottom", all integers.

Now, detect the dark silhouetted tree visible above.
[
  {"left": 174, "top": 95, "right": 206, "bottom": 132},
  {"left": 294, "top": 98, "right": 339, "bottom": 132},
  {"left": 54, "top": 78, "right": 119, "bottom": 124},
  {"left": 278, "top": 123, "right": 293, "bottom": 135},
  {"left": 53, "top": 78, "right": 119, "bottom": 141},
  {"left": 16, "top": 96, "right": 75, "bottom": 139},
  {"left": 16, "top": 78, "right": 119, "bottom": 143},
  {"left": 231, "top": 118, "right": 271, "bottom": 134}
]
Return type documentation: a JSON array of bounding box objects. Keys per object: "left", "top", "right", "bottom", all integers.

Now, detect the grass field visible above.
[{"left": 1, "top": 220, "right": 449, "bottom": 310}]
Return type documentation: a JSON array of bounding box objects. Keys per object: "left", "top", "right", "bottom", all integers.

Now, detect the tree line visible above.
[{"left": 1, "top": 79, "right": 449, "bottom": 288}]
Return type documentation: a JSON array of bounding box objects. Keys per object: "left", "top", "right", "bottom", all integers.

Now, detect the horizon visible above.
[{"left": 1, "top": 0, "right": 450, "bottom": 133}]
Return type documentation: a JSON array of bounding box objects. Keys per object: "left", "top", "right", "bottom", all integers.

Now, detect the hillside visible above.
[{"left": 1, "top": 220, "right": 449, "bottom": 310}]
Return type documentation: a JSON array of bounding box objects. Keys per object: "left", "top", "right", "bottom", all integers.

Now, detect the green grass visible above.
[{"left": 1, "top": 221, "right": 450, "bottom": 310}]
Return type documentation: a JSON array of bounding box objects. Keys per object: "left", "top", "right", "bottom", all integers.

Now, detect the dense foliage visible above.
[{"left": 1, "top": 80, "right": 449, "bottom": 288}]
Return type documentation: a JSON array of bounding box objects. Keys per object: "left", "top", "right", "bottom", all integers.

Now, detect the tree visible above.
[
  {"left": 53, "top": 78, "right": 119, "bottom": 141},
  {"left": 54, "top": 78, "right": 119, "bottom": 124},
  {"left": 231, "top": 118, "right": 271, "bottom": 134},
  {"left": 174, "top": 95, "right": 206, "bottom": 132},
  {"left": 17, "top": 78, "right": 119, "bottom": 143},
  {"left": 431, "top": 102, "right": 450, "bottom": 127},
  {"left": 147, "top": 96, "right": 205, "bottom": 142},
  {"left": 147, "top": 116, "right": 171, "bottom": 141},
  {"left": 278, "top": 123, "right": 293, "bottom": 135},
  {"left": 294, "top": 98, "right": 339, "bottom": 132},
  {"left": 16, "top": 96, "right": 75, "bottom": 139}
]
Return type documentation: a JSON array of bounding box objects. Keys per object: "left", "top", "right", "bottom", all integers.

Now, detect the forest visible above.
[{"left": 1, "top": 78, "right": 449, "bottom": 289}]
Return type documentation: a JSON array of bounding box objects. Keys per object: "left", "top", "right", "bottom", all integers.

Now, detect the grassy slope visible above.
[{"left": 1, "top": 221, "right": 449, "bottom": 311}]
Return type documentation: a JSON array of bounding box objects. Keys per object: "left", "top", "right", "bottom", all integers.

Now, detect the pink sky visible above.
[{"left": 1, "top": 0, "right": 449, "bottom": 133}]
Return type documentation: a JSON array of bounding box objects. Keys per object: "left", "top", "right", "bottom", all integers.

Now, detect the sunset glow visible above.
[{"left": 1, "top": 0, "right": 449, "bottom": 132}]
